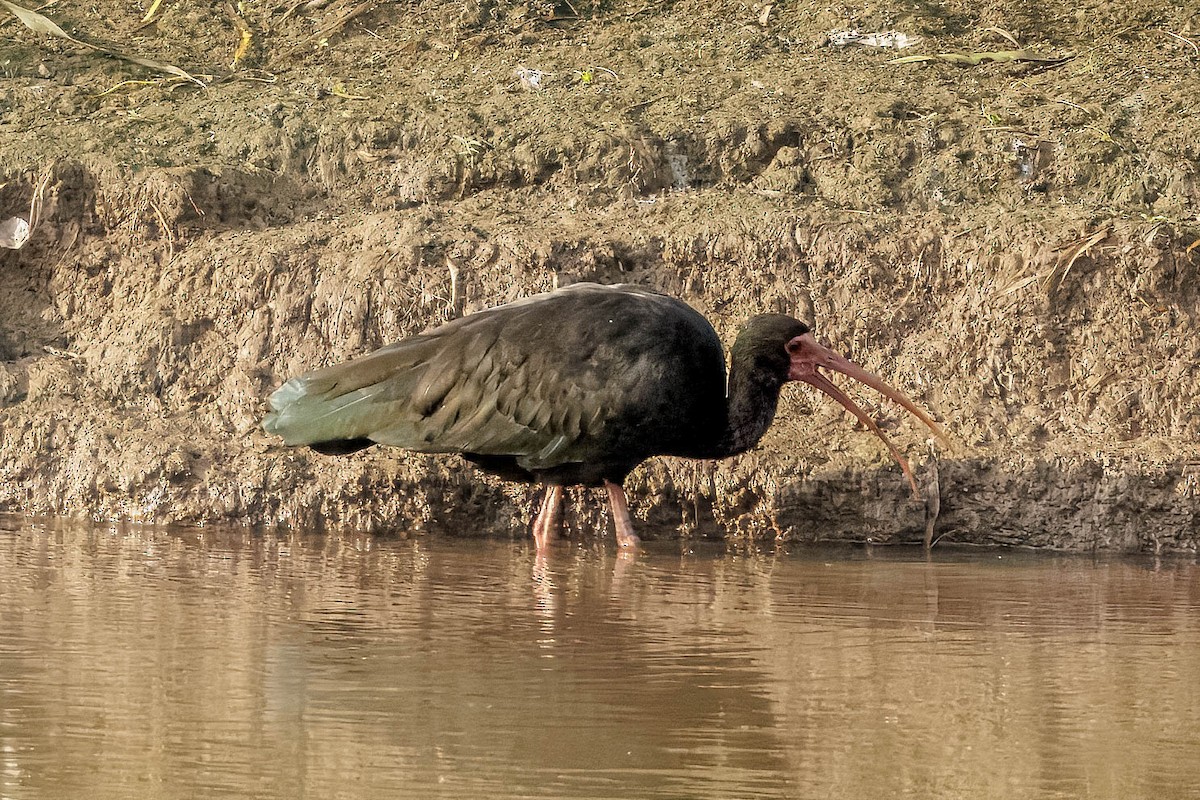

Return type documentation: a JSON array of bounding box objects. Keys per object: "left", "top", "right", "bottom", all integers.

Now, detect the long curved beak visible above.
[{"left": 787, "top": 333, "right": 949, "bottom": 497}]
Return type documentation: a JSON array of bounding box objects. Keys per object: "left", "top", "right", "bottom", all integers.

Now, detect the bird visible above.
[{"left": 262, "top": 283, "right": 948, "bottom": 549}]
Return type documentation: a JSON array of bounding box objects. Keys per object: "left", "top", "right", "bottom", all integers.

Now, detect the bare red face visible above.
[{"left": 786, "top": 333, "right": 949, "bottom": 497}]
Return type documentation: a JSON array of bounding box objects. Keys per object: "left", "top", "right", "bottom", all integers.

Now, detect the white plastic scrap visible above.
[
  {"left": 828, "top": 29, "right": 919, "bottom": 49},
  {"left": 513, "top": 66, "right": 551, "bottom": 91},
  {"left": 0, "top": 216, "right": 31, "bottom": 249}
]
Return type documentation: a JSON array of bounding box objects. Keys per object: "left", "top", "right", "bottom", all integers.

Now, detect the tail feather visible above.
[
  {"left": 262, "top": 343, "right": 428, "bottom": 448},
  {"left": 263, "top": 378, "right": 374, "bottom": 446}
]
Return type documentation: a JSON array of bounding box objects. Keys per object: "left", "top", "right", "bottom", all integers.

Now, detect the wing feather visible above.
[{"left": 266, "top": 301, "right": 607, "bottom": 462}]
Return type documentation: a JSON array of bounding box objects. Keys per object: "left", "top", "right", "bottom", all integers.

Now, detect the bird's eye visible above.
[{"left": 785, "top": 338, "right": 803, "bottom": 354}]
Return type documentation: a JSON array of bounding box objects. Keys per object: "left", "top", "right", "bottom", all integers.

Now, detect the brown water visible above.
[{"left": 1, "top": 516, "right": 1198, "bottom": 800}]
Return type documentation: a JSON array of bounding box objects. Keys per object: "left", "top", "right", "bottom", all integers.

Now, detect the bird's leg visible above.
[
  {"left": 604, "top": 480, "right": 640, "bottom": 549},
  {"left": 531, "top": 485, "right": 563, "bottom": 550}
]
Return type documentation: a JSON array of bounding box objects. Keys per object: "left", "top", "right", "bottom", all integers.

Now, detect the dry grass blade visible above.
[
  {"left": 0, "top": 0, "right": 206, "bottom": 86},
  {"left": 313, "top": 0, "right": 375, "bottom": 41},
  {"left": 220, "top": 69, "right": 277, "bottom": 84},
  {"left": 983, "top": 26, "right": 1022, "bottom": 48},
  {"left": 891, "top": 49, "right": 1069, "bottom": 66},
  {"left": 993, "top": 253, "right": 1039, "bottom": 297},
  {"left": 330, "top": 81, "right": 368, "bottom": 99},
  {"left": 226, "top": 1, "right": 254, "bottom": 70},
  {"left": 122, "top": 54, "right": 206, "bottom": 85},
  {"left": 1, "top": 0, "right": 73, "bottom": 38},
  {"left": 999, "top": 274, "right": 1041, "bottom": 296},
  {"left": 1054, "top": 97, "right": 1095, "bottom": 116},
  {"left": 1154, "top": 29, "right": 1200, "bottom": 56},
  {"left": 1043, "top": 226, "right": 1110, "bottom": 291},
  {"left": 281, "top": 0, "right": 376, "bottom": 56},
  {"left": 232, "top": 27, "right": 253, "bottom": 67},
  {"left": 98, "top": 76, "right": 194, "bottom": 95},
  {"left": 141, "top": 0, "right": 165, "bottom": 24}
]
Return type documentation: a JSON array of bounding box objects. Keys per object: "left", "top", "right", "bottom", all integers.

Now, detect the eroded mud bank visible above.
[{"left": 2, "top": 1, "right": 1198, "bottom": 549}]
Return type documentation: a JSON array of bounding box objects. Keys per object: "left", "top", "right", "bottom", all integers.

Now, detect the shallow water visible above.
[{"left": 1, "top": 516, "right": 1198, "bottom": 800}]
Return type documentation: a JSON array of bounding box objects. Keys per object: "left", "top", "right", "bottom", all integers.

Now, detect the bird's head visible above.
[{"left": 737, "top": 314, "right": 950, "bottom": 497}]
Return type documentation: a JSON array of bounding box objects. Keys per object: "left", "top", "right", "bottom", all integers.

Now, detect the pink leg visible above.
[
  {"left": 531, "top": 485, "right": 563, "bottom": 550},
  {"left": 604, "top": 480, "right": 640, "bottom": 549}
]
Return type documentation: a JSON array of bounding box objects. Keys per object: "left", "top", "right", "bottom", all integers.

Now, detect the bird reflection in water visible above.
[{"left": 531, "top": 548, "right": 557, "bottom": 635}]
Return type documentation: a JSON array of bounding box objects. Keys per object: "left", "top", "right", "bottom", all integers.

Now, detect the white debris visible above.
[
  {"left": 1, "top": 170, "right": 51, "bottom": 250},
  {"left": 828, "top": 29, "right": 919, "bottom": 49},
  {"left": 0, "top": 216, "right": 31, "bottom": 249},
  {"left": 513, "top": 66, "right": 551, "bottom": 91}
]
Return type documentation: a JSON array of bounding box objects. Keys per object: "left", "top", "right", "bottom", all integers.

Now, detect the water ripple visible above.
[{"left": 1, "top": 517, "right": 1198, "bottom": 799}]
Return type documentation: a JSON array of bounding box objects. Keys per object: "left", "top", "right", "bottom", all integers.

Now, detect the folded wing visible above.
[{"left": 263, "top": 294, "right": 613, "bottom": 470}]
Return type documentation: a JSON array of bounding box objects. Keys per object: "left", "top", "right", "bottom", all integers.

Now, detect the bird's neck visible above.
[{"left": 716, "top": 364, "right": 786, "bottom": 458}]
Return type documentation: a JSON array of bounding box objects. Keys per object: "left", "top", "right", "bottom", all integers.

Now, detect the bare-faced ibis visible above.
[{"left": 263, "top": 283, "right": 947, "bottom": 548}]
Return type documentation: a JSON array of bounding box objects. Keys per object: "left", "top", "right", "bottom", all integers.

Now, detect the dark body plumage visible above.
[{"left": 264, "top": 284, "right": 792, "bottom": 487}]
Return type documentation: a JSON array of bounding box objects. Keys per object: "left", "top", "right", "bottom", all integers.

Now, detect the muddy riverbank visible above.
[{"left": 2, "top": 0, "right": 1198, "bottom": 549}]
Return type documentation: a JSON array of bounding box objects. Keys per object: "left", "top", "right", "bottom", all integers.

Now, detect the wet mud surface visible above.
[{"left": 1, "top": 0, "right": 1198, "bottom": 549}]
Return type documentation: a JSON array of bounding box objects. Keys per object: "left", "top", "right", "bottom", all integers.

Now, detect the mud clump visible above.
[{"left": 1, "top": 1, "right": 1199, "bottom": 550}]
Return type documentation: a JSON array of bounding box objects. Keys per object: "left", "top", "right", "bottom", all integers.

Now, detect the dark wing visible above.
[{"left": 262, "top": 284, "right": 724, "bottom": 471}]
